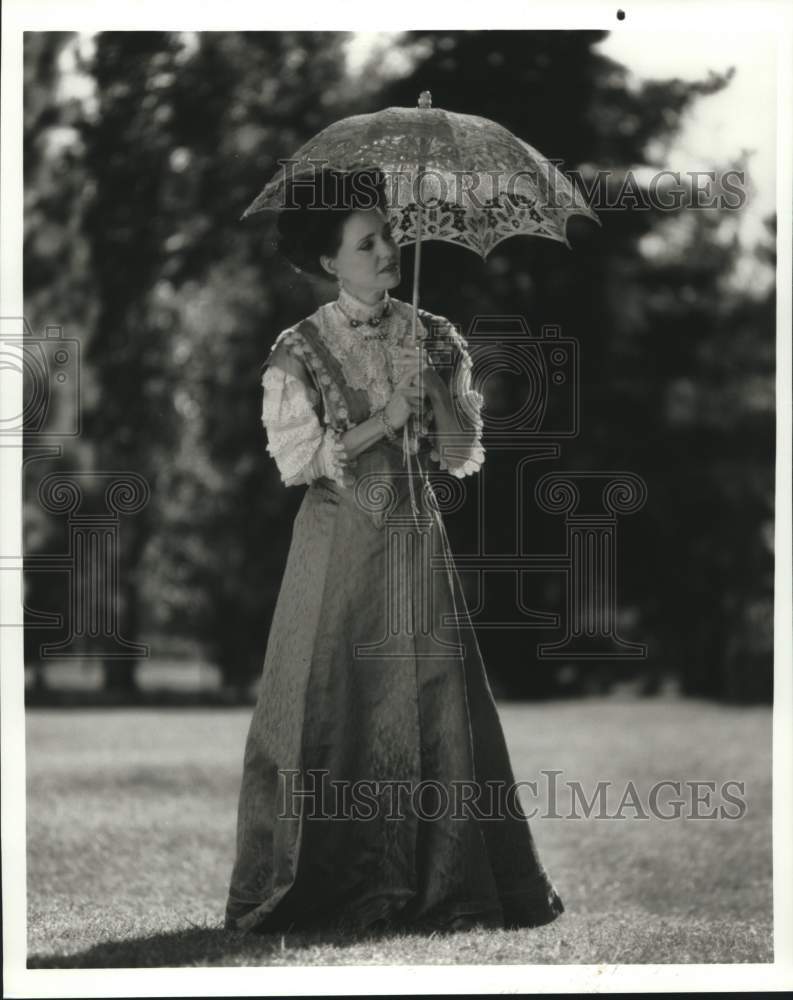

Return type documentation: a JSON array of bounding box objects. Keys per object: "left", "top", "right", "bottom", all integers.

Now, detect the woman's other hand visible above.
[
  {"left": 384, "top": 370, "right": 426, "bottom": 430},
  {"left": 396, "top": 344, "right": 444, "bottom": 400}
]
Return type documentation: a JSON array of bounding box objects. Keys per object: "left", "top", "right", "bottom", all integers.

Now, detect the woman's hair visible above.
[{"left": 275, "top": 167, "right": 389, "bottom": 278}]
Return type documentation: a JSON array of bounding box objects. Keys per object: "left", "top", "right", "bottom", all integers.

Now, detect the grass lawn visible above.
[{"left": 25, "top": 697, "right": 772, "bottom": 967}]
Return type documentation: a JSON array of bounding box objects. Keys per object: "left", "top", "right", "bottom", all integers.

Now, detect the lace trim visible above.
[
  {"left": 427, "top": 325, "right": 486, "bottom": 477},
  {"left": 301, "top": 425, "right": 356, "bottom": 489},
  {"left": 336, "top": 286, "right": 391, "bottom": 324},
  {"left": 316, "top": 305, "right": 402, "bottom": 413},
  {"left": 430, "top": 442, "right": 486, "bottom": 477},
  {"left": 261, "top": 367, "right": 354, "bottom": 488},
  {"left": 268, "top": 325, "right": 352, "bottom": 429}
]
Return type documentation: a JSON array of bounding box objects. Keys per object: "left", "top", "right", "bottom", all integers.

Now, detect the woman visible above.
[{"left": 225, "top": 168, "right": 564, "bottom": 935}]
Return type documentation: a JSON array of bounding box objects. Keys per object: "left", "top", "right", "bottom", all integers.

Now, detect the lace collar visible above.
[{"left": 335, "top": 286, "right": 392, "bottom": 331}]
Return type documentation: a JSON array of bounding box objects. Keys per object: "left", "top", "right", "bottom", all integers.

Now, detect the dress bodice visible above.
[{"left": 259, "top": 290, "right": 486, "bottom": 505}]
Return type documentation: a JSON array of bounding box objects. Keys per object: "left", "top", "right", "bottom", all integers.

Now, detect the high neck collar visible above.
[{"left": 335, "top": 285, "right": 391, "bottom": 327}]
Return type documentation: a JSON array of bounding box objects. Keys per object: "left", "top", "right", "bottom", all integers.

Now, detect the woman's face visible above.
[{"left": 320, "top": 207, "right": 401, "bottom": 299}]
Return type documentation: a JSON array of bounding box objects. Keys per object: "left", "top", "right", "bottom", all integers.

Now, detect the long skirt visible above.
[{"left": 225, "top": 455, "right": 564, "bottom": 934}]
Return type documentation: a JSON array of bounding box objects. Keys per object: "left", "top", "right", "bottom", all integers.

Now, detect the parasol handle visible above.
[
  {"left": 404, "top": 91, "right": 431, "bottom": 519},
  {"left": 405, "top": 183, "right": 423, "bottom": 512},
  {"left": 410, "top": 90, "right": 431, "bottom": 344},
  {"left": 410, "top": 179, "right": 423, "bottom": 343}
]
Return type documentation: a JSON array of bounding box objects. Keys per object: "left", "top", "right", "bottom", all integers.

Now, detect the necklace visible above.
[{"left": 334, "top": 297, "right": 392, "bottom": 338}]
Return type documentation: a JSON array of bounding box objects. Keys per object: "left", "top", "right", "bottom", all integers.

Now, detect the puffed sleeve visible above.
[
  {"left": 260, "top": 345, "right": 355, "bottom": 489},
  {"left": 422, "top": 318, "right": 485, "bottom": 477}
]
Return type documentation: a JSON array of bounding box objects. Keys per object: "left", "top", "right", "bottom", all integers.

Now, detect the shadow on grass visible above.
[{"left": 27, "top": 923, "right": 409, "bottom": 968}]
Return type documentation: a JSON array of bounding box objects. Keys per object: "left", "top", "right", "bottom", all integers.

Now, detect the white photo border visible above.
[{"left": 2, "top": 0, "right": 791, "bottom": 995}]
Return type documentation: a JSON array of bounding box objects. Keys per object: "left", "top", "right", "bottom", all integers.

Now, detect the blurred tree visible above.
[
  {"left": 76, "top": 32, "right": 190, "bottom": 694},
  {"left": 23, "top": 32, "right": 97, "bottom": 692},
  {"left": 637, "top": 209, "right": 775, "bottom": 701},
  {"left": 76, "top": 32, "right": 352, "bottom": 694},
  {"left": 366, "top": 31, "right": 773, "bottom": 702}
]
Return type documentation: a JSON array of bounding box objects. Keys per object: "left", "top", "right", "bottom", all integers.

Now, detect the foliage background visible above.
[{"left": 22, "top": 30, "right": 776, "bottom": 703}]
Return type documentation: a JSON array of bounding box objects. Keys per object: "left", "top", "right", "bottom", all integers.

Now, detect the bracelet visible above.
[{"left": 378, "top": 407, "right": 398, "bottom": 443}]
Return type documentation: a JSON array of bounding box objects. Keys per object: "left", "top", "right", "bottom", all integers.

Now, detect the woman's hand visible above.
[
  {"left": 395, "top": 344, "right": 445, "bottom": 400},
  {"left": 384, "top": 369, "right": 426, "bottom": 430}
]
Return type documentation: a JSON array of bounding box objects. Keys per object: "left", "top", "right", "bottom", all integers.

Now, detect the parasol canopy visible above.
[{"left": 241, "top": 91, "right": 600, "bottom": 258}]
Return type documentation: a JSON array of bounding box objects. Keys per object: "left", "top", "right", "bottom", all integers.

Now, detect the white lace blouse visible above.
[{"left": 261, "top": 287, "right": 486, "bottom": 488}]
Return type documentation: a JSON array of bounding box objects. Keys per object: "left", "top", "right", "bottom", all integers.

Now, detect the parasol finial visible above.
[{"left": 418, "top": 91, "right": 432, "bottom": 109}]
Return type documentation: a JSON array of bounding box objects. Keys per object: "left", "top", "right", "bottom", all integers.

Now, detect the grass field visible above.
[{"left": 25, "top": 698, "right": 772, "bottom": 967}]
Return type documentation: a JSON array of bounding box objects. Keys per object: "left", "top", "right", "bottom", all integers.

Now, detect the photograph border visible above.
[{"left": 2, "top": 0, "right": 791, "bottom": 995}]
